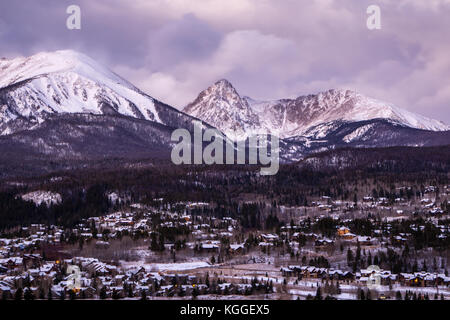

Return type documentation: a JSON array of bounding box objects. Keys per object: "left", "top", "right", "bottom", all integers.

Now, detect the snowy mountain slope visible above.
[
  {"left": 0, "top": 51, "right": 448, "bottom": 172},
  {"left": 0, "top": 113, "right": 176, "bottom": 160},
  {"left": 184, "top": 81, "right": 449, "bottom": 140},
  {"left": 0, "top": 50, "right": 173, "bottom": 135},
  {"left": 280, "top": 119, "right": 450, "bottom": 162},
  {"left": 0, "top": 112, "right": 179, "bottom": 178}
]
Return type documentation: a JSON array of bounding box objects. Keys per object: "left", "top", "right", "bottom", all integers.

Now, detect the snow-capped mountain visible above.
[
  {"left": 0, "top": 51, "right": 448, "bottom": 174},
  {"left": 184, "top": 80, "right": 449, "bottom": 140},
  {"left": 279, "top": 119, "right": 450, "bottom": 162},
  {"left": 0, "top": 50, "right": 169, "bottom": 135}
]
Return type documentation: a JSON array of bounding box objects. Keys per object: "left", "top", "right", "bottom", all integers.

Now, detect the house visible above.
[
  {"left": 95, "top": 241, "right": 110, "bottom": 249},
  {"left": 0, "top": 282, "right": 12, "bottom": 299},
  {"left": 23, "top": 254, "right": 42, "bottom": 269},
  {"left": 110, "top": 286, "right": 124, "bottom": 298},
  {"left": 127, "top": 266, "right": 147, "bottom": 282},
  {"left": 201, "top": 243, "right": 219, "bottom": 253},
  {"left": 341, "top": 233, "right": 357, "bottom": 241},
  {"left": 229, "top": 243, "right": 245, "bottom": 254},
  {"left": 0, "top": 257, "right": 23, "bottom": 271},
  {"left": 379, "top": 271, "right": 396, "bottom": 285},
  {"left": 398, "top": 273, "right": 432, "bottom": 287},
  {"left": 300, "top": 266, "right": 321, "bottom": 278},
  {"left": 337, "top": 227, "right": 350, "bottom": 236},
  {"left": 315, "top": 239, "right": 335, "bottom": 247},
  {"left": 392, "top": 235, "right": 408, "bottom": 245},
  {"left": 357, "top": 236, "right": 374, "bottom": 246},
  {"left": 0, "top": 265, "right": 7, "bottom": 274},
  {"left": 280, "top": 267, "right": 295, "bottom": 277},
  {"left": 218, "top": 283, "right": 233, "bottom": 294},
  {"left": 236, "top": 284, "right": 252, "bottom": 294},
  {"left": 80, "top": 286, "right": 96, "bottom": 298},
  {"left": 261, "top": 234, "right": 279, "bottom": 243},
  {"left": 327, "top": 269, "right": 354, "bottom": 281},
  {"left": 258, "top": 242, "right": 273, "bottom": 247}
]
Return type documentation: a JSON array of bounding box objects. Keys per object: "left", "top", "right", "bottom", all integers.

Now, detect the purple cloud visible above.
[{"left": 0, "top": 0, "right": 449, "bottom": 123}]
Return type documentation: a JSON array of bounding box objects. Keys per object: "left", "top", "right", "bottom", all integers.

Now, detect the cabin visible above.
[
  {"left": 229, "top": 243, "right": 245, "bottom": 254},
  {"left": 315, "top": 239, "right": 335, "bottom": 247},
  {"left": 280, "top": 267, "right": 296, "bottom": 277},
  {"left": 337, "top": 227, "right": 350, "bottom": 236},
  {"left": 341, "top": 233, "right": 357, "bottom": 241},
  {"left": 357, "top": 236, "right": 374, "bottom": 246},
  {"left": 0, "top": 282, "right": 12, "bottom": 299},
  {"left": 200, "top": 243, "right": 219, "bottom": 253}
]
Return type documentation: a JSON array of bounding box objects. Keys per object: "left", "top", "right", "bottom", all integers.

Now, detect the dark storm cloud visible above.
[{"left": 147, "top": 13, "right": 222, "bottom": 70}]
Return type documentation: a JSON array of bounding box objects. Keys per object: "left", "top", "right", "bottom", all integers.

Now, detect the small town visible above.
[{"left": 1, "top": 184, "right": 449, "bottom": 300}]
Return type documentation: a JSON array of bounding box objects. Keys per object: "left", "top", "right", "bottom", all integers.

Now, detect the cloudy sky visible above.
[{"left": 1, "top": 0, "right": 449, "bottom": 123}]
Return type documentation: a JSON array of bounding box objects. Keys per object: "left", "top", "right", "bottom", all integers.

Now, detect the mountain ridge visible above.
[
  {"left": 183, "top": 79, "right": 449, "bottom": 140},
  {"left": 0, "top": 50, "right": 171, "bottom": 135},
  {"left": 0, "top": 50, "right": 449, "bottom": 173}
]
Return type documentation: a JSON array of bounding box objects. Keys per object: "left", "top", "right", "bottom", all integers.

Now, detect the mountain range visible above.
[
  {"left": 0, "top": 50, "right": 448, "bottom": 175},
  {"left": 184, "top": 79, "right": 449, "bottom": 140}
]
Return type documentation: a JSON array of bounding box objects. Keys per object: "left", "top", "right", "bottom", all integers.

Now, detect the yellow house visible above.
[{"left": 337, "top": 226, "right": 350, "bottom": 236}]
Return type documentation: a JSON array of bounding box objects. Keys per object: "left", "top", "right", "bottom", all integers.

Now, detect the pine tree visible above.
[
  {"left": 347, "top": 249, "right": 354, "bottom": 266},
  {"left": 14, "top": 288, "right": 23, "bottom": 300},
  {"left": 99, "top": 286, "right": 107, "bottom": 300},
  {"left": 140, "top": 289, "right": 147, "bottom": 300},
  {"left": 39, "top": 287, "right": 46, "bottom": 300},
  {"left": 359, "top": 288, "right": 365, "bottom": 300},
  {"left": 315, "top": 286, "right": 322, "bottom": 300},
  {"left": 112, "top": 288, "right": 120, "bottom": 300},
  {"left": 192, "top": 287, "right": 199, "bottom": 299}
]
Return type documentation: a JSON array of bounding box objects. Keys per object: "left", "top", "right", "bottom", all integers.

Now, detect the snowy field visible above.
[{"left": 121, "top": 260, "right": 210, "bottom": 272}]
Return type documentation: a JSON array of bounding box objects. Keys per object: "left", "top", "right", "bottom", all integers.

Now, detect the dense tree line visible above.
[
  {"left": 0, "top": 145, "right": 448, "bottom": 230},
  {"left": 0, "top": 184, "right": 110, "bottom": 231}
]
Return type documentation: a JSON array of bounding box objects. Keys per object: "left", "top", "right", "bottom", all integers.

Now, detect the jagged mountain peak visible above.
[
  {"left": 200, "top": 79, "right": 242, "bottom": 103},
  {"left": 214, "top": 78, "right": 234, "bottom": 87},
  {"left": 184, "top": 80, "right": 260, "bottom": 139},
  {"left": 0, "top": 51, "right": 449, "bottom": 167}
]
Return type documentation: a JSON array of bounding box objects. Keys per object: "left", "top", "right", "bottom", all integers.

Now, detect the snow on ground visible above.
[
  {"left": 289, "top": 289, "right": 314, "bottom": 296},
  {"left": 21, "top": 190, "right": 61, "bottom": 206},
  {"left": 121, "top": 260, "right": 210, "bottom": 272},
  {"left": 342, "top": 124, "right": 374, "bottom": 143},
  {"left": 382, "top": 284, "right": 450, "bottom": 297},
  {"left": 336, "top": 292, "right": 356, "bottom": 300},
  {"left": 154, "top": 261, "right": 210, "bottom": 271}
]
